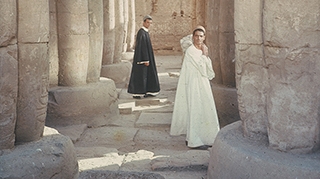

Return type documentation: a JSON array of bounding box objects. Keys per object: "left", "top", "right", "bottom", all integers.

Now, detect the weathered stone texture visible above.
[
  {"left": 263, "top": 1, "right": 320, "bottom": 48},
  {"left": 114, "top": 0, "right": 125, "bottom": 63},
  {"left": 264, "top": 0, "right": 320, "bottom": 153},
  {"left": 49, "top": 0, "right": 59, "bottom": 85},
  {"left": 46, "top": 78, "right": 119, "bottom": 127},
  {"left": 87, "top": 0, "right": 103, "bottom": 83},
  {"left": 0, "top": 0, "right": 17, "bottom": 47},
  {"left": 102, "top": 0, "right": 116, "bottom": 65},
  {"left": 234, "top": 0, "right": 268, "bottom": 139},
  {"left": 135, "top": 0, "right": 205, "bottom": 54},
  {"left": 16, "top": 44, "right": 49, "bottom": 143},
  {"left": 14, "top": 0, "right": 50, "bottom": 143},
  {"left": 56, "top": 0, "right": 89, "bottom": 86},
  {"left": 18, "top": 0, "right": 49, "bottom": 43},
  {"left": 235, "top": 0, "right": 320, "bottom": 153},
  {"left": 208, "top": 122, "right": 320, "bottom": 179},
  {"left": 266, "top": 47, "right": 320, "bottom": 153},
  {"left": 127, "top": 0, "right": 136, "bottom": 51},
  {"left": 0, "top": 127, "right": 79, "bottom": 179},
  {"left": 235, "top": 44, "right": 268, "bottom": 138},
  {"left": 234, "top": 0, "right": 262, "bottom": 44},
  {"left": 0, "top": 45, "right": 18, "bottom": 150}
]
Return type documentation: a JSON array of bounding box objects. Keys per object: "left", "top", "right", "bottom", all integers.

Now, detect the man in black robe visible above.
[{"left": 127, "top": 15, "right": 160, "bottom": 99}]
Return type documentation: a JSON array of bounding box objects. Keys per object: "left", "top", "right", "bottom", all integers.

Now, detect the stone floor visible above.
[{"left": 55, "top": 55, "right": 210, "bottom": 179}]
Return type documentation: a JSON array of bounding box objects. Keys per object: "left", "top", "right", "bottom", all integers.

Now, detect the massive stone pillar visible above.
[
  {"left": 101, "top": 0, "right": 132, "bottom": 87},
  {"left": 123, "top": 0, "right": 129, "bottom": 53},
  {"left": 114, "top": 0, "right": 125, "bottom": 63},
  {"left": 47, "top": 0, "right": 119, "bottom": 127},
  {"left": 102, "top": 0, "right": 115, "bottom": 65},
  {"left": 265, "top": 1, "right": 320, "bottom": 153},
  {"left": 0, "top": 1, "right": 78, "bottom": 178},
  {"left": 49, "top": 0, "right": 59, "bottom": 86},
  {"left": 87, "top": 0, "right": 104, "bottom": 83},
  {"left": 0, "top": 0, "right": 17, "bottom": 150},
  {"left": 208, "top": 0, "right": 320, "bottom": 178},
  {"left": 234, "top": 0, "right": 268, "bottom": 138},
  {"left": 15, "top": 0, "right": 50, "bottom": 143},
  {"left": 57, "top": 0, "right": 89, "bottom": 86}
]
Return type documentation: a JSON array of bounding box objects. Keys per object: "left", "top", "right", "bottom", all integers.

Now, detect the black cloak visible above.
[{"left": 127, "top": 28, "right": 160, "bottom": 94}]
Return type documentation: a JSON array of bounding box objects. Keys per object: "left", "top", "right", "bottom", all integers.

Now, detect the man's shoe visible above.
[
  {"left": 144, "top": 94, "right": 156, "bottom": 98},
  {"left": 189, "top": 145, "right": 209, "bottom": 150},
  {"left": 133, "top": 96, "right": 141, "bottom": 99}
]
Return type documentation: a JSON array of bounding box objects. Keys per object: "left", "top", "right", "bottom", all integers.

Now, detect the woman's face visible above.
[{"left": 193, "top": 30, "right": 205, "bottom": 46}]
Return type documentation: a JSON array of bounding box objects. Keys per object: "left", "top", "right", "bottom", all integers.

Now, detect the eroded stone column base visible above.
[
  {"left": 46, "top": 78, "right": 119, "bottom": 127},
  {"left": 207, "top": 121, "right": 320, "bottom": 179},
  {"left": 0, "top": 127, "right": 78, "bottom": 179},
  {"left": 101, "top": 61, "right": 132, "bottom": 88}
]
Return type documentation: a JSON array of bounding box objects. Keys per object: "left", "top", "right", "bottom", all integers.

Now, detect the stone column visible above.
[
  {"left": 208, "top": 1, "right": 320, "bottom": 178},
  {"left": 114, "top": 0, "right": 125, "bottom": 63},
  {"left": 264, "top": 0, "right": 320, "bottom": 153},
  {"left": 49, "top": 0, "right": 59, "bottom": 86},
  {"left": 57, "top": 0, "right": 89, "bottom": 86},
  {"left": 102, "top": 0, "right": 116, "bottom": 65},
  {"left": 234, "top": 0, "right": 268, "bottom": 139},
  {"left": 47, "top": 0, "right": 119, "bottom": 127},
  {"left": 127, "top": 0, "right": 136, "bottom": 52},
  {"left": 123, "top": 0, "right": 129, "bottom": 53},
  {"left": 101, "top": 0, "right": 132, "bottom": 87},
  {"left": 87, "top": 0, "right": 104, "bottom": 83},
  {"left": 0, "top": 0, "right": 18, "bottom": 149},
  {"left": 15, "top": 0, "right": 50, "bottom": 143}
]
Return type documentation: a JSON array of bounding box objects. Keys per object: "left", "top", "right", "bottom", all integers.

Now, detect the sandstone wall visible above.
[{"left": 135, "top": 0, "right": 206, "bottom": 54}]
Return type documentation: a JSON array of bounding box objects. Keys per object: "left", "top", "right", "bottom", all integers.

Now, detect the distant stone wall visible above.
[{"left": 135, "top": 0, "right": 206, "bottom": 54}]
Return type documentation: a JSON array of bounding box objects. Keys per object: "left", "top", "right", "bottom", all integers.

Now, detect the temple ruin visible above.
[{"left": 0, "top": 0, "right": 319, "bottom": 178}]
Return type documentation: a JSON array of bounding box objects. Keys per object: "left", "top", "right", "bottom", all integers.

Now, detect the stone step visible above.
[
  {"left": 118, "top": 98, "right": 172, "bottom": 115},
  {"left": 135, "top": 98, "right": 162, "bottom": 106},
  {"left": 118, "top": 101, "right": 135, "bottom": 114}
]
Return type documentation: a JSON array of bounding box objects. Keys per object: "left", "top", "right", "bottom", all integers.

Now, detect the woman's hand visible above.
[{"left": 144, "top": 62, "right": 150, "bottom": 66}]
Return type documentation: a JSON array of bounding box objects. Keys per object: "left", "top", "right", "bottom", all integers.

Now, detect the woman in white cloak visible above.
[{"left": 170, "top": 26, "right": 220, "bottom": 149}]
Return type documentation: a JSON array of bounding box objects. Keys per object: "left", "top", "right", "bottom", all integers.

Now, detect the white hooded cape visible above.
[{"left": 170, "top": 44, "right": 220, "bottom": 147}]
